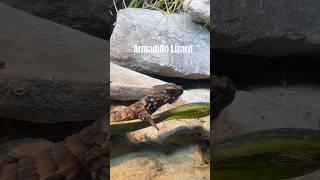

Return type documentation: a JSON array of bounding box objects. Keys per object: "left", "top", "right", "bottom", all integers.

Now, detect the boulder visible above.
[
  {"left": 212, "top": 0, "right": 320, "bottom": 56},
  {"left": 212, "top": 86, "right": 320, "bottom": 143},
  {"left": 110, "top": 63, "right": 166, "bottom": 101},
  {"left": 0, "top": 0, "right": 108, "bottom": 39},
  {"left": 181, "top": 88, "right": 210, "bottom": 103},
  {"left": 183, "top": 0, "right": 210, "bottom": 24},
  {"left": 292, "top": 170, "right": 320, "bottom": 180},
  {"left": 111, "top": 8, "right": 210, "bottom": 79},
  {"left": 0, "top": 3, "right": 108, "bottom": 122}
]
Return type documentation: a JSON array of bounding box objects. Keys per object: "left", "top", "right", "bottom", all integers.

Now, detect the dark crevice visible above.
[
  {"left": 0, "top": 118, "right": 93, "bottom": 142},
  {"left": 212, "top": 50, "right": 320, "bottom": 90}
]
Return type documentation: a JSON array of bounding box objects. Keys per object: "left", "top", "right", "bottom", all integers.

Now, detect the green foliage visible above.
[
  {"left": 112, "top": 0, "right": 185, "bottom": 14},
  {"left": 135, "top": 0, "right": 185, "bottom": 13},
  {"left": 128, "top": 0, "right": 143, "bottom": 8}
]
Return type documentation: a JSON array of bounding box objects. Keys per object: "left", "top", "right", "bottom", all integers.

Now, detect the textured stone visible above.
[
  {"left": 0, "top": 3, "right": 108, "bottom": 122},
  {"left": 111, "top": 8, "right": 210, "bottom": 79},
  {"left": 110, "top": 63, "right": 166, "bottom": 101},
  {"left": 292, "top": 170, "right": 320, "bottom": 180},
  {"left": 212, "top": 86, "right": 320, "bottom": 143},
  {"left": 184, "top": 0, "right": 210, "bottom": 23},
  {"left": 0, "top": 0, "right": 108, "bottom": 39},
  {"left": 212, "top": 0, "right": 320, "bottom": 56},
  {"left": 111, "top": 145, "right": 209, "bottom": 180}
]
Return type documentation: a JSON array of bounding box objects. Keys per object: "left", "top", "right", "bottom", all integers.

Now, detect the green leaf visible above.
[
  {"left": 110, "top": 102, "right": 210, "bottom": 135},
  {"left": 211, "top": 128, "right": 320, "bottom": 180}
]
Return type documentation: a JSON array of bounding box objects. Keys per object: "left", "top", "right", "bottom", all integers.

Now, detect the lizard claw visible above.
[
  {"left": 139, "top": 113, "right": 160, "bottom": 131},
  {"left": 149, "top": 120, "right": 160, "bottom": 131},
  {"left": 153, "top": 124, "right": 160, "bottom": 131}
]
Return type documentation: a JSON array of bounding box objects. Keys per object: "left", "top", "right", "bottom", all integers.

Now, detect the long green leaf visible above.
[{"left": 211, "top": 128, "right": 320, "bottom": 180}]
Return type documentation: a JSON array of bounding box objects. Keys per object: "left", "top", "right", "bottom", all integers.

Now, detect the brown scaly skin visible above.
[
  {"left": 0, "top": 119, "right": 109, "bottom": 180},
  {"left": 0, "top": 83, "right": 183, "bottom": 180},
  {"left": 211, "top": 75, "right": 236, "bottom": 119},
  {"left": 110, "top": 83, "right": 184, "bottom": 130}
]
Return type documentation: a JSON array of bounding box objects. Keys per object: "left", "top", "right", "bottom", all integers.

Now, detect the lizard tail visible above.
[{"left": 0, "top": 120, "right": 109, "bottom": 180}]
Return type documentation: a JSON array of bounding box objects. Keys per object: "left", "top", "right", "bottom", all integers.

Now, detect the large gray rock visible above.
[
  {"left": 0, "top": 3, "right": 108, "bottom": 123},
  {"left": 212, "top": 0, "right": 320, "bottom": 56},
  {"left": 212, "top": 86, "right": 320, "bottom": 143},
  {"left": 0, "top": 0, "right": 108, "bottom": 39},
  {"left": 111, "top": 8, "right": 210, "bottom": 79},
  {"left": 110, "top": 63, "right": 166, "bottom": 101},
  {"left": 184, "top": 0, "right": 210, "bottom": 24}
]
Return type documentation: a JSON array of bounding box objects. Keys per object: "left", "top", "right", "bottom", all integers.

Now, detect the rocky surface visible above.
[
  {"left": 111, "top": 145, "right": 209, "bottom": 180},
  {"left": 111, "top": 8, "right": 210, "bottom": 80},
  {"left": 110, "top": 63, "right": 166, "bottom": 101},
  {"left": 292, "top": 170, "right": 320, "bottom": 180},
  {"left": 0, "top": 3, "right": 108, "bottom": 123},
  {"left": 212, "top": 0, "right": 320, "bottom": 56},
  {"left": 212, "top": 86, "right": 320, "bottom": 143},
  {"left": 0, "top": 0, "right": 108, "bottom": 39},
  {"left": 184, "top": 0, "right": 210, "bottom": 24},
  {"left": 181, "top": 88, "right": 210, "bottom": 104}
]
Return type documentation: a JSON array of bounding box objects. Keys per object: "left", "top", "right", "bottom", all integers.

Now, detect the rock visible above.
[
  {"left": 212, "top": 86, "right": 320, "bottom": 143},
  {"left": 212, "top": 0, "right": 320, "bottom": 56},
  {"left": 110, "top": 145, "right": 209, "bottom": 180},
  {"left": 111, "top": 8, "right": 210, "bottom": 80},
  {"left": 181, "top": 88, "right": 210, "bottom": 103},
  {"left": 0, "top": 3, "right": 108, "bottom": 122},
  {"left": 0, "top": 0, "right": 108, "bottom": 39},
  {"left": 291, "top": 170, "right": 320, "bottom": 180},
  {"left": 110, "top": 63, "right": 211, "bottom": 101},
  {"left": 183, "top": 0, "right": 210, "bottom": 24},
  {"left": 128, "top": 116, "right": 209, "bottom": 144},
  {"left": 110, "top": 63, "right": 166, "bottom": 101}
]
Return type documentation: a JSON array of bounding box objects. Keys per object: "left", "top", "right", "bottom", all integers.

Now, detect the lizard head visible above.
[
  {"left": 151, "top": 83, "right": 184, "bottom": 103},
  {"left": 211, "top": 75, "right": 236, "bottom": 119}
]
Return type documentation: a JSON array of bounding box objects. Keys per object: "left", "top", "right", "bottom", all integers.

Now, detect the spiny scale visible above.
[{"left": 0, "top": 119, "right": 109, "bottom": 180}]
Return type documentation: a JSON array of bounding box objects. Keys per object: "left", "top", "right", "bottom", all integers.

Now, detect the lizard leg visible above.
[
  {"left": 137, "top": 110, "right": 159, "bottom": 131},
  {"left": 110, "top": 106, "right": 135, "bottom": 122}
]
